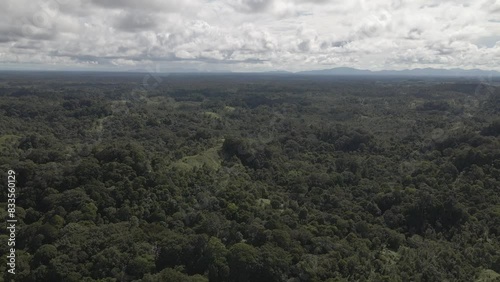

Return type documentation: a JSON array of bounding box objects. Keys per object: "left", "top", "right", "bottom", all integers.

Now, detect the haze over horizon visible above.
[{"left": 1, "top": 0, "right": 500, "bottom": 72}]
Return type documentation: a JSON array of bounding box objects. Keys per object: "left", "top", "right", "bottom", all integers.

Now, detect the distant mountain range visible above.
[{"left": 295, "top": 67, "right": 500, "bottom": 77}]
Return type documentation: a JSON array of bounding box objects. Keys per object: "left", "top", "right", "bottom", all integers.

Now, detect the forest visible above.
[{"left": 0, "top": 71, "right": 500, "bottom": 281}]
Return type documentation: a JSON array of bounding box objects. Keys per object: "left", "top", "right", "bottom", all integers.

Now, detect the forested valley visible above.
[{"left": 1, "top": 72, "right": 500, "bottom": 281}]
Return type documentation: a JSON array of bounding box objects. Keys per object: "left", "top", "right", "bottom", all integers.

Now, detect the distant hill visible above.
[
  {"left": 262, "top": 70, "right": 293, "bottom": 74},
  {"left": 297, "top": 67, "right": 500, "bottom": 77},
  {"left": 298, "top": 67, "right": 373, "bottom": 76}
]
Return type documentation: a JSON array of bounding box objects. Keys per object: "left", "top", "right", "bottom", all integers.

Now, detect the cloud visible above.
[
  {"left": 89, "top": 0, "right": 194, "bottom": 12},
  {"left": 230, "top": 0, "right": 274, "bottom": 13},
  {"left": 0, "top": 0, "right": 500, "bottom": 71},
  {"left": 114, "top": 12, "right": 158, "bottom": 32},
  {"left": 476, "top": 35, "right": 500, "bottom": 47}
]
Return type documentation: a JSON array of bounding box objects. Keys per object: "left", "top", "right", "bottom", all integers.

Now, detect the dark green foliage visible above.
[
  {"left": 481, "top": 119, "right": 500, "bottom": 136},
  {"left": 1, "top": 74, "right": 499, "bottom": 281}
]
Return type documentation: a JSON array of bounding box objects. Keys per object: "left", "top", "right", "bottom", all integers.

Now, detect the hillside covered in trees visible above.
[{"left": 1, "top": 72, "right": 500, "bottom": 281}]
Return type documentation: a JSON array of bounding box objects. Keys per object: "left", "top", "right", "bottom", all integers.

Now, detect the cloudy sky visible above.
[{"left": 1, "top": 0, "right": 500, "bottom": 72}]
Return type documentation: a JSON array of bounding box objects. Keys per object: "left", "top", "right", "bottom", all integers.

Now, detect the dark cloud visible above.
[
  {"left": 0, "top": 37, "right": 14, "bottom": 43},
  {"left": 0, "top": 22, "right": 54, "bottom": 42},
  {"left": 90, "top": 0, "right": 185, "bottom": 12},
  {"left": 115, "top": 12, "right": 157, "bottom": 32},
  {"left": 231, "top": 0, "right": 274, "bottom": 13},
  {"left": 331, "top": 41, "right": 349, "bottom": 48},
  {"left": 0, "top": 27, "right": 19, "bottom": 43},
  {"left": 10, "top": 23, "right": 58, "bottom": 41},
  {"left": 427, "top": 42, "right": 455, "bottom": 55},
  {"left": 12, "top": 41, "right": 44, "bottom": 49},
  {"left": 298, "top": 40, "right": 311, "bottom": 52},
  {"left": 91, "top": 0, "right": 155, "bottom": 9},
  {"left": 302, "top": 0, "right": 329, "bottom": 3},
  {"left": 405, "top": 28, "right": 423, "bottom": 40}
]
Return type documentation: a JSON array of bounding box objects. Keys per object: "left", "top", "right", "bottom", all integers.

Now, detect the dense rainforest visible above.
[{"left": 0, "top": 72, "right": 500, "bottom": 281}]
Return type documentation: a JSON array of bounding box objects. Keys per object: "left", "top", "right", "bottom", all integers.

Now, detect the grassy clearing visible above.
[
  {"left": 203, "top": 111, "right": 221, "bottom": 120},
  {"left": 476, "top": 269, "right": 500, "bottom": 282},
  {"left": 171, "top": 139, "right": 224, "bottom": 171}
]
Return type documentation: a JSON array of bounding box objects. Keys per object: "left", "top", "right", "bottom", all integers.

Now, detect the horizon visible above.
[{"left": 1, "top": 66, "right": 500, "bottom": 77}]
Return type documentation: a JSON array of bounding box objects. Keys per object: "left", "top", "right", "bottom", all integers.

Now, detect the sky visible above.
[{"left": 1, "top": 0, "right": 500, "bottom": 72}]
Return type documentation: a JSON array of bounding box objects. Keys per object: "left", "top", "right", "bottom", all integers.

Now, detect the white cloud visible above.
[{"left": 0, "top": 0, "right": 500, "bottom": 71}]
